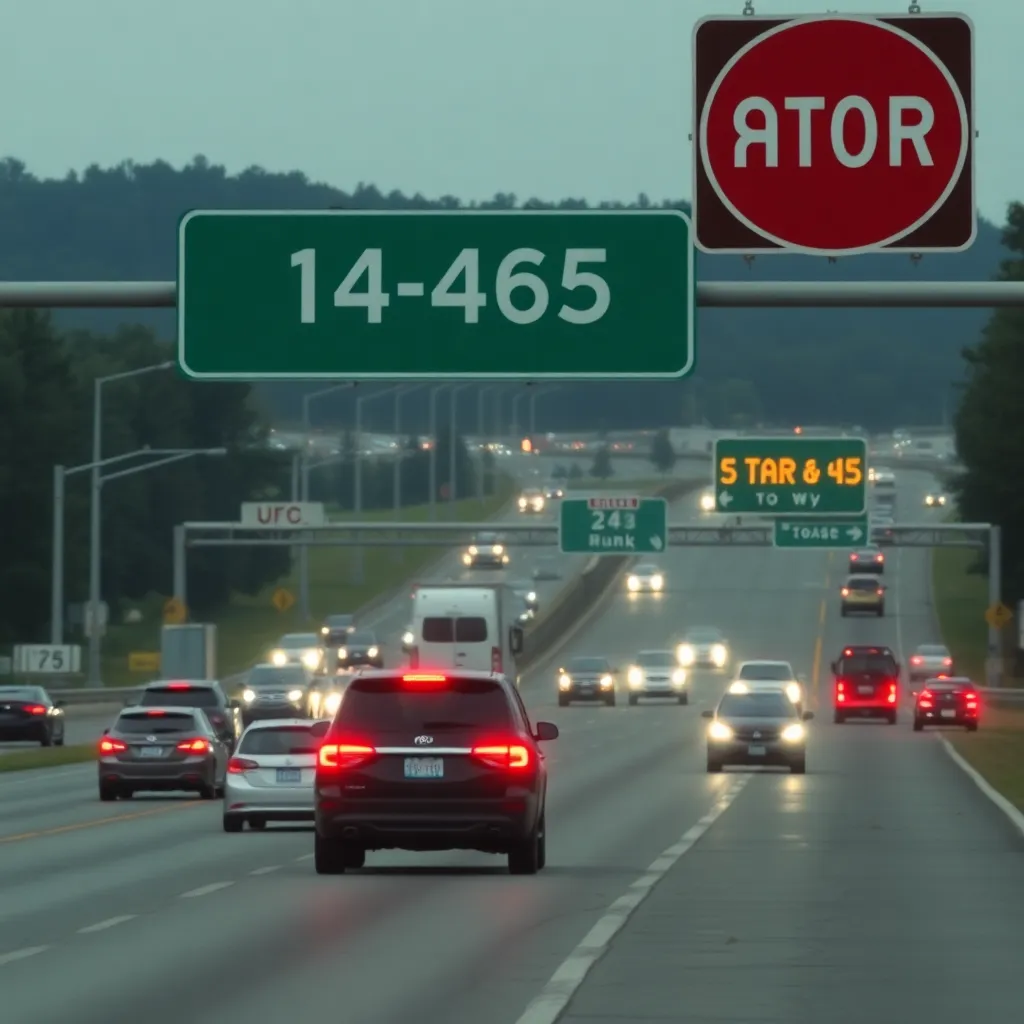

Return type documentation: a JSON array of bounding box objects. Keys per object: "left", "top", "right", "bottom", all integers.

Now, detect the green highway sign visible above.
[
  {"left": 713, "top": 437, "right": 867, "bottom": 515},
  {"left": 177, "top": 210, "right": 695, "bottom": 380},
  {"left": 559, "top": 495, "right": 668, "bottom": 555},
  {"left": 773, "top": 516, "right": 869, "bottom": 549}
]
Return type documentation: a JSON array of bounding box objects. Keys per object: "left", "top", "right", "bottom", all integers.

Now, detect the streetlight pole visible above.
[
  {"left": 428, "top": 384, "right": 450, "bottom": 522},
  {"left": 87, "top": 360, "right": 174, "bottom": 686},
  {"left": 477, "top": 386, "right": 497, "bottom": 502},
  {"left": 511, "top": 390, "right": 529, "bottom": 442},
  {"left": 529, "top": 385, "right": 562, "bottom": 437},
  {"left": 449, "top": 383, "right": 473, "bottom": 507},
  {"left": 394, "top": 383, "right": 429, "bottom": 522},
  {"left": 299, "top": 383, "right": 354, "bottom": 621}
]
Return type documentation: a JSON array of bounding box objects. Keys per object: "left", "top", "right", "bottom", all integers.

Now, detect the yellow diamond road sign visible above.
[
  {"left": 273, "top": 587, "right": 295, "bottom": 613},
  {"left": 985, "top": 602, "right": 1013, "bottom": 629},
  {"left": 163, "top": 597, "right": 186, "bottom": 624}
]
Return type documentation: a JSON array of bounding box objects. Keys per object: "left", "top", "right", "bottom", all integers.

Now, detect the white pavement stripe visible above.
[
  {"left": 939, "top": 736, "right": 1024, "bottom": 838},
  {"left": 78, "top": 915, "right": 136, "bottom": 934},
  {"left": 513, "top": 775, "right": 750, "bottom": 1024},
  {"left": 294, "top": 853, "right": 313, "bottom": 862},
  {"left": 0, "top": 946, "right": 48, "bottom": 966},
  {"left": 249, "top": 865, "right": 281, "bottom": 875},
  {"left": 179, "top": 881, "right": 234, "bottom": 898}
]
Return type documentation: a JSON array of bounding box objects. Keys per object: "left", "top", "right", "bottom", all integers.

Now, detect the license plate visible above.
[
  {"left": 747, "top": 744, "right": 766, "bottom": 756},
  {"left": 940, "top": 709, "right": 957, "bottom": 718},
  {"left": 404, "top": 757, "right": 443, "bottom": 779},
  {"left": 276, "top": 768, "right": 301, "bottom": 783},
  {"left": 858, "top": 686, "right": 874, "bottom": 695},
  {"left": 139, "top": 747, "right": 164, "bottom": 758}
]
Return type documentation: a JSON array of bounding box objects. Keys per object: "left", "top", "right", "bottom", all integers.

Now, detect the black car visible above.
[
  {"left": 703, "top": 690, "right": 813, "bottom": 774},
  {"left": 313, "top": 669, "right": 558, "bottom": 874},
  {"left": 912, "top": 675, "right": 980, "bottom": 731},
  {"left": 0, "top": 685, "right": 66, "bottom": 746},
  {"left": 98, "top": 706, "right": 229, "bottom": 800},
  {"left": 848, "top": 547, "right": 885, "bottom": 575},
  {"left": 335, "top": 628, "right": 384, "bottom": 670},
  {"left": 134, "top": 679, "right": 243, "bottom": 750},
  {"left": 320, "top": 614, "right": 355, "bottom": 651},
  {"left": 239, "top": 663, "right": 313, "bottom": 724},
  {"left": 557, "top": 656, "right": 617, "bottom": 707}
]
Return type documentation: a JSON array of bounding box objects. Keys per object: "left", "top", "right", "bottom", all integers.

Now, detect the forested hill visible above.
[{"left": 0, "top": 156, "right": 1008, "bottom": 430}]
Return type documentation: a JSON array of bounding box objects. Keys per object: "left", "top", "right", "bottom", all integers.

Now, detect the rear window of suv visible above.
[
  {"left": 116, "top": 711, "right": 197, "bottom": 734},
  {"left": 421, "top": 617, "right": 488, "bottom": 643},
  {"left": 337, "top": 676, "right": 513, "bottom": 732},
  {"left": 140, "top": 686, "right": 219, "bottom": 709},
  {"left": 836, "top": 654, "right": 897, "bottom": 675}
]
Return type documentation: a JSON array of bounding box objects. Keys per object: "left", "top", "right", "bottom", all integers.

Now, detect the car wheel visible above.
[
  {"left": 99, "top": 783, "right": 119, "bottom": 802},
  {"left": 197, "top": 782, "right": 217, "bottom": 800},
  {"left": 878, "top": 606, "right": 885, "bottom": 617},
  {"left": 833, "top": 710, "right": 845, "bottom": 724},
  {"left": 536, "top": 813, "right": 546, "bottom": 870},
  {"left": 40, "top": 728, "right": 53, "bottom": 748},
  {"left": 508, "top": 829, "right": 542, "bottom": 875},
  {"left": 628, "top": 694, "right": 639, "bottom": 706},
  {"left": 706, "top": 758, "right": 723, "bottom": 773},
  {"left": 888, "top": 711, "right": 898, "bottom": 725},
  {"left": 55, "top": 731, "right": 65, "bottom": 747},
  {"left": 249, "top": 817, "right": 267, "bottom": 830},
  {"left": 223, "top": 814, "right": 244, "bottom": 833},
  {"left": 557, "top": 695, "right": 569, "bottom": 708},
  {"left": 604, "top": 694, "right": 616, "bottom": 707},
  {"left": 790, "top": 758, "right": 806, "bottom": 775},
  {"left": 678, "top": 693, "right": 689, "bottom": 705},
  {"left": 314, "top": 834, "right": 347, "bottom": 874},
  {"left": 966, "top": 722, "right": 978, "bottom": 732},
  {"left": 913, "top": 718, "right": 923, "bottom": 732},
  {"left": 342, "top": 845, "right": 366, "bottom": 869},
  {"left": 840, "top": 608, "right": 847, "bottom": 617}
]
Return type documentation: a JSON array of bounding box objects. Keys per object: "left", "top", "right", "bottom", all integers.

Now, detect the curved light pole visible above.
[{"left": 448, "top": 383, "right": 474, "bottom": 508}]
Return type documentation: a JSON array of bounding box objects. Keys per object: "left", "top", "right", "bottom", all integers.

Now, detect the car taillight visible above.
[
  {"left": 918, "top": 689, "right": 933, "bottom": 708},
  {"left": 177, "top": 738, "right": 210, "bottom": 753},
  {"left": 492, "top": 646, "right": 502, "bottom": 672},
  {"left": 228, "top": 757, "right": 258, "bottom": 773},
  {"left": 876, "top": 554, "right": 884, "bottom": 562},
  {"left": 943, "top": 658, "right": 952, "bottom": 666},
  {"left": 841, "top": 588, "right": 850, "bottom": 597},
  {"left": 167, "top": 683, "right": 192, "bottom": 691},
  {"left": 99, "top": 738, "right": 127, "bottom": 754},
  {"left": 876, "top": 589, "right": 884, "bottom": 596},
  {"left": 318, "top": 742, "right": 375, "bottom": 770},
  {"left": 910, "top": 656, "right": 922, "bottom": 665},
  {"left": 472, "top": 741, "right": 532, "bottom": 770},
  {"left": 146, "top": 710, "right": 166, "bottom": 716},
  {"left": 887, "top": 682, "right": 897, "bottom": 703},
  {"left": 26, "top": 705, "right": 46, "bottom": 715},
  {"left": 836, "top": 680, "right": 846, "bottom": 702}
]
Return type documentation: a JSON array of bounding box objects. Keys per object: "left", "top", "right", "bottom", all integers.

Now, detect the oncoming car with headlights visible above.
[
  {"left": 463, "top": 532, "right": 510, "bottom": 569},
  {"left": 240, "top": 663, "right": 313, "bottom": 725},
  {"left": 269, "top": 633, "right": 324, "bottom": 671},
  {"left": 627, "top": 650, "right": 688, "bottom": 704},
  {"left": 518, "top": 488, "right": 546, "bottom": 513},
  {"left": 702, "top": 689, "right": 813, "bottom": 774},
  {"left": 627, "top": 563, "right": 664, "bottom": 594},
  {"left": 699, "top": 488, "right": 716, "bottom": 513},
  {"left": 924, "top": 492, "right": 948, "bottom": 508},
  {"left": 732, "top": 660, "right": 804, "bottom": 710},
  {"left": 308, "top": 672, "right": 359, "bottom": 719},
  {"left": 557, "top": 656, "right": 617, "bottom": 707},
  {"left": 677, "top": 627, "right": 729, "bottom": 670},
  {"left": 334, "top": 628, "right": 384, "bottom": 670}
]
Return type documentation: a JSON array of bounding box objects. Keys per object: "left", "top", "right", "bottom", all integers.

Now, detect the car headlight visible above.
[
  {"left": 532, "top": 498, "right": 544, "bottom": 510},
  {"left": 672, "top": 669, "right": 686, "bottom": 686},
  {"left": 600, "top": 674, "right": 614, "bottom": 689},
  {"left": 558, "top": 673, "right": 572, "bottom": 690},
  {"left": 462, "top": 553, "right": 473, "bottom": 564},
  {"left": 402, "top": 631, "right": 414, "bottom": 646},
  {"left": 939, "top": 496, "right": 946, "bottom": 505},
  {"left": 242, "top": 688, "right": 256, "bottom": 702},
  {"left": 527, "top": 591, "right": 537, "bottom": 603},
  {"left": 700, "top": 494, "right": 715, "bottom": 511},
  {"left": 628, "top": 575, "right": 640, "bottom": 591},
  {"left": 628, "top": 666, "right": 643, "bottom": 687},
  {"left": 518, "top": 498, "right": 527, "bottom": 508},
  {"left": 712, "top": 644, "right": 727, "bottom": 666},
  {"left": 650, "top": 575, "right": 664, "bottom": 591},
  {"left": 324, "top": 691, "right": 342, "bottom": 715},
  {"left": 781, "top": 723, "right": 805, "bottom": 743},
  {"left": 491, "top": 545, "right": 503, "bottom": 555},
  {"left": 708, "top": 721, "right": 733, "bottom": 741},
  {"left": 367, "top": 646, "right": 379, "bottom": 658},
  {"left": 288, "top": 688, "right": 304, "bottom": 702},
  {"left": 728, "top": 681, "right": 749, "bottom": 694},
  {"left": 337, "top": 647, "right": 348, "bottom": 659},
  {"left": 301, "top": 650, "right": 321, "bottom": 669},
  {"left": 270, "top": 650, "right": 287, "bottom": 666},
  {"left": 468, "top": 546, "right": 479, "bottom": 555},
  {"left": 320, "top": 626, "right": 329, "bottom": 635},
  {"left": 678, "top": 644, "right": 694, "bottom": 666},
  {"left": 785, "top": 683, "right": 802, "bottom": 704}
]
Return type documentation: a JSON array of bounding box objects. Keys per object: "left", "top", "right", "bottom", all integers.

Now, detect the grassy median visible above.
[
  {"left": 0, "top": 744, "right": 96, "bottom": 773},
  {"left": 931, "top": 545, "right": 990, "bottom": 681},
  {"left": 946, "top": 707, "right": 1024, "bottom": 813}
]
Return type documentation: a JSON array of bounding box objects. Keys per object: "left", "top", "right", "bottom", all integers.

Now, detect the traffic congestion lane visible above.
[
  {"left": 550, "top": 471, "right": 1024, "bottom": 1024},
  {"left": 0, "top": 518, "right": 827, "bottom": 1024}
]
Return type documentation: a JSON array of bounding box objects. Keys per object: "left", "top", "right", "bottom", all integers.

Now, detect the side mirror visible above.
[
  {"left": 509, "top": 626, "right": 524, "bottom": 655},
  {"left": 830, "top": 661, "right": 837, "bottom": 674},
  {"left": 700, "top": 710, "right": 713, "bottom": 719},
  {"left": 534, "top": 721, "right": 559, "bottom": 742},
  {"left": 802, "top": 711, "right": 814, "bottom": 721},
  {"left": 310, "top": 720, "right": 330, "bottom": 738}
]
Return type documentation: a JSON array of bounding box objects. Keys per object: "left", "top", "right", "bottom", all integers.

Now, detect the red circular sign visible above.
[{"left": 699, "top": 17, "right": 969, "bottom": 253}]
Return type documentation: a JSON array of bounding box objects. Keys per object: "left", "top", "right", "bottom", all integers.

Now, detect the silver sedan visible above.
[{"left": 222, "top": 719, "right": 325, "bottom": 832}]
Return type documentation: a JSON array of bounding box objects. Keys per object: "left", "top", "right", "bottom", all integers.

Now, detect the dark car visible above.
[
  {"left": 832, "top": 645, "right": 900, "bottom": 724},
  {"left": 98, "top": 706, "right": 229, "bottom": 800},
  {"left": 912, "top": 675, "right": 980, "bottom": 731},
  {"left": 335, "top": 628, "right": 384, "bottom": 670},
  {"left": 0, "top": 685, "right": 66, "bottom": 746},
  {"left": 542, "top": 482, "right": 565, "bottom": 500},
  {"left": 848, "top": 547, "right": 885, "bottom": 575},
  {"left": 702, "top": 690, "right": 813, "bottom": 774},
  {"left": 240, "top": 663, "right": 313, "bottom": 725},
  {"left": 320, "top": 614, "right": 355, "bottom": 651},
  {"left": 313, "top": 669, "right": 558, "bottom": 874},
  {"left": 557, "top": 656, "right": 617, "bottom": 707},
  {"left": 463, "top": 532, "right": 510, "bottom": 569},
  {"left": 135, "top": 679, "right": 243, "bottom": 750}
]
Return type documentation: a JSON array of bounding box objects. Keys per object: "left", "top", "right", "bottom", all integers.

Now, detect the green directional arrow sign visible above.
[
  {"left": 560, "top": 496, "right": 668, "bottom": 555},
  {"left": 773, "top": 516, "right": 870, "bottom": 549}
]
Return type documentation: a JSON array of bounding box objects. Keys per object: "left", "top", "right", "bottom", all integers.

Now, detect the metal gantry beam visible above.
[{"left": 3, "top": 281, "right": 1024, "bottom": 308}]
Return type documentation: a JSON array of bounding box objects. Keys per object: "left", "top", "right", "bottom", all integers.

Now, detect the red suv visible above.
[
  {"left": 313, "top": 670, "right": 558, "bottom": 875},
  {"left": 831, "top": 646, "right": 900, "bottom": 724}
]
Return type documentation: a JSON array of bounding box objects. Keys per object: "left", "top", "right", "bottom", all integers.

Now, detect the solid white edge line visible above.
[
  {"left": 179, "top": 881, "right": 234, "bottom": 898},
  {"left": 938, "top": 736, "right": 1024, "bottom": 838},
  {"left": 512, "top": 775, "right": 750, "bottom": 1024},
  {"left": 78, "top": 915, "right": 136, "bottom": 934},
  {"left": 0, "top": 945, "right": 48, "bottom": 966}
]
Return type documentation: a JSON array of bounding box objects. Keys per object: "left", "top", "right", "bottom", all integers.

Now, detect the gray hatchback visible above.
[{"left": 98, "top": 706, "right": 229, "bottom": 801}]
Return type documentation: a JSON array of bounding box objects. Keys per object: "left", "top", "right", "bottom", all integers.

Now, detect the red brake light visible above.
[
  {"left": 318, "top": 742, "right": 375, "bottom": 769},
  {"left": 27, "top": 705, "right": 46, "bottom": 715},
  {"left": 943, "top": 658, "right": 952, "bottom": 666},
  {"left": 146, "top": 710, "right": 166, "bottom": 716},
  {"left": 910, "top": 656, "right": 922, "bottom": 664},
  {"left": 176, "top": 738, "right": 210, "bottom": 753},
  {"left": 887, "top": 682, "right": 897, "bottom": 703},
  {"left": 491, "top": 646, "right": 502, "bottom": 672},
  {"left": 472, "top": 741, "right": 532, "bottom": 770},
  {"left": 228, "top": 757, "right": 258, "bottom": 774},
  {"left": 166, "top": 683, "right": 192, "bottom": 691},
  {"left": 403, "top": 673, "right": 446, "bottom": 682},
  {"left": 844, "top": 648, "right": 852, "bottom": 656},
  {"left": 99, "top": 737, "right": 127, "bottom": 754},
  {"left": 841, "top": 588, "right": 850, "bottom": 597},
  {"left": 876, "top": 589, "right": 884, "bottom": 596},
  {"left": 876, "top": 554, "right": 884, "bottom": 562}
]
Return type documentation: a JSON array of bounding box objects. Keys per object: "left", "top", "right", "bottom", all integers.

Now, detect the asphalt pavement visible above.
[{"left": 4, "top": 468, "right": 1018, "bottom": 1024}]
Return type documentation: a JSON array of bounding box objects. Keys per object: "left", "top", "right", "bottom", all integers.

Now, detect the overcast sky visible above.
[{"left": 0, "top": 0, "right": 1017, "bottom": 225}]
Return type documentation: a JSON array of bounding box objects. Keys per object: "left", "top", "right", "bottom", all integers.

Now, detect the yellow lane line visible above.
[{"left": 0, "top": 801, "right": 202, "bottom": 846}]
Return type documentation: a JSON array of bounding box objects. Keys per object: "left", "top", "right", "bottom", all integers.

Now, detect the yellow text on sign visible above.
[{"left": 718, "top": 456, "right": 862, "bottom": 487}]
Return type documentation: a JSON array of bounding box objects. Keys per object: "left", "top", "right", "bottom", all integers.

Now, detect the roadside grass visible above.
[
  {"left": 946, "top": 706, "right": 1024, "bottom": 813},
  {"left": 931, "top": 545, "right": 990, "bottom": 683},
  {"left": 87, "top": 479, "right": 513, "bottom": 686},
  {"left": 0, "top": 744, "right": 96, "bottom": 773}
]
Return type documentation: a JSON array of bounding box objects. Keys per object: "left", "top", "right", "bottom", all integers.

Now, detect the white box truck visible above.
[{"left": 407, "top": 584, "right": 524, "bottom": 684}]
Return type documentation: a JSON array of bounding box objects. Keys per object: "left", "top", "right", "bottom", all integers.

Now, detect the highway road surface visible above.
[
  {"left": 0, "top": 456, "right": 707, "bottom": 754},
  {"left": 5, "top": 468, "right": 1019, "bottom": 1024}
]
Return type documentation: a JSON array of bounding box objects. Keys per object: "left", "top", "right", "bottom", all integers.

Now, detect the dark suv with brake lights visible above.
[
  {"left": 912, "top": 676, "right": 980, "bottom": 731},
  {"left": 832, "top": 646, "right": 900, "bottom": 724},
  {"left": 313, "top": 670, "right": 558, "bottom": 875},
  {"left": 135, "top": 680, "right": 242, "bottom": 750}
]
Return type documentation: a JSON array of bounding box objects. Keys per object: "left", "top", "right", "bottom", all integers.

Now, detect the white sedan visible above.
[
  {"left": 627, "top": 564, "right": 664, "bottom": 593},
  {"left": 731, "top": 659, "right": 804, "bottom": 708}
]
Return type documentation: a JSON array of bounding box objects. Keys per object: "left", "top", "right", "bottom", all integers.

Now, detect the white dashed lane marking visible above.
[
  {"left": 249, "top": 865, "right": 281, "bottom": 875},
  {"left": 179, "top": 881, "right": 234, "bottom": 898},
  {"left": 0, "top": 946, "right": 48, "bottom": 966},
  {"left": 78, "top": 915, "right": 136, "bottom": 934}
]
